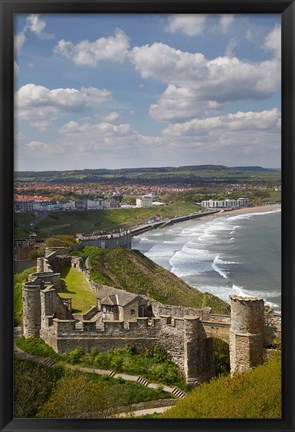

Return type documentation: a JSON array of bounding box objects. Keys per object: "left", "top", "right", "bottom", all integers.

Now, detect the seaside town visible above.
[{"left": 14, "top": 179, "right": 280, "bottom": 213}]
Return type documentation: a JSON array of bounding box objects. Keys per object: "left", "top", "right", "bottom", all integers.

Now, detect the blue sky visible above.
[{"left": 14, "top": 14, "right": 281, "bottom": 171}]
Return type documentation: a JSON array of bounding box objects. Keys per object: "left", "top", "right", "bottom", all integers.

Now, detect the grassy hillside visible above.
[
  {"left": 161, "top": 352, "right": 281, "bottom": 419},
  {"left": 14, "top": 357, "right": 169, "bottom": 418},
  {"left": 78, "top": 247, "right": 230, "bottom": 314},
  {"left": 15, "top": 201, "right": 201, "bottom": 239},
  {"left": 15, "top": 165, "right": 281, "bottom": 184}
]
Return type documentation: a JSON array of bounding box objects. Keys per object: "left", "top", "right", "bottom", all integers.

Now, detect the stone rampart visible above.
[
  {"left": 156, "top": 304, "right": 211, "bottom": 320},
  {"left": 76, "top": 233, "right": 131, "bottom": 250}
]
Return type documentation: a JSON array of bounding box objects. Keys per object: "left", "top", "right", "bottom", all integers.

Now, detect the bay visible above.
[{"left": 132, "top": 209, "right": 281, "bottom": 311}]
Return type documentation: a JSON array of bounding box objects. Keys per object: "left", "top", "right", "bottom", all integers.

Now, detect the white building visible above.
[
  {"left": 59, "top": 201, "right": 76, "bottom": 211},
  {"left": 201, "top": 198, "right": 249, "bottom": 209},
  {"left": 136, "top": 195, "right": 153, "bottom": 208},
  {"left": 237, "top": 197, "right": 250, "bottom": 207},
  {"left": 86, "top": 199, "right": 110, "bottom": 210}
]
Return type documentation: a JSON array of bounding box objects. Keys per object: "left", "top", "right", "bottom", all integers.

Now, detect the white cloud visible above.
[
  {"left": 102, "top": 111, "right": 120, "bottom": 122},
  {"left": 157, "top": 108, "right": 281, "bottom": 165},
  {"left": 131, "top": 43, "right": 208, "bottom": 83},
  {"left": 16, "top": 83, "right": 112, "bottom": 129},
  {"left": 263, "top": 25, "right": 281, "bottom": 58},
  {"left": 26, "top": 141, "right": 50, "bottom": 152},
  {"left": 225, "top": 38, "right": 237, "bottom": 58},
  {"left": 14, "top": 32, "right": 26, "bottom": 51},
  {"left": 26, "top": 15, "right": 45, "bottom": 35},
  {"left": 26, "top": 14, "right": 54, "bottom": 40},
  {"left": 219, "top": 15, "right": 234, "bottom": 33},
  {"left": 14, "top": 61, "right": 20, "bottom": 77},
  {"left": 166, "top": 14, "right": 234, "bottom": 36},
  {"left": 166, "top": 15, "right": 208, "bottom": 36},
  {"left": 162, "top": 109, "right": 280, "bottom": 137},
  {"left": 130, "top": 42, "right": 280, "bottom": 122},
  {"left": 54, "top": 28, "right": 130, "bottom": 67},
  {"left": 131, "top": 43, "right": 280, "bottom": 98},
  {"left": 149, "top": 84, "right": 222, "bottom": 122},
  {"left": 14, "top": 14, "right": 53, "bottom": 56},
  {"left": 246, "top": 29, "right": 253, "bottom": 42},
  {"left": 56, "top": 120, "right": 146, "bottom": 163},
  {"left": 20, "top": 107, "right": 281, "bottom": 169}
]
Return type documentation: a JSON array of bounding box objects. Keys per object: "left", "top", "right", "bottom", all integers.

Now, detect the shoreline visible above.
[
  {"left": 197, "top": 203, "right": 281, "bottom": 223},
  {"left": 132, "top": 203, "right": 281, "bottom": 311}
]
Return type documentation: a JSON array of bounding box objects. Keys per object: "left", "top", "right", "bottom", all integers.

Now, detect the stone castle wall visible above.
[{"left": 22, "top": 249, "right": 282, "bottom": 386}]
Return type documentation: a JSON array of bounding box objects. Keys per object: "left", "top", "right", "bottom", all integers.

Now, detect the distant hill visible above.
[
  {"left": 15, "top": 164, "right": 281, "bottom": 185},
  {"left": 81, "top": 247, "right": 230, "bottom": 314}
]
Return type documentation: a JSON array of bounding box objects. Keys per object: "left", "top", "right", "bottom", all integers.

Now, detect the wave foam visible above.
[
  {"left": 227, "top": 209, "right": 281, "bottom": 222},
  {"left": 212, "top": 255, "right": 228, "bottom": 279}
]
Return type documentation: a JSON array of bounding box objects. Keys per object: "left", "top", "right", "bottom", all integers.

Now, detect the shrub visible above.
[
  {"left": 28, "top": 248, "right": 45, "bottom": 259},
  {"left": 63, "top": 347, "right": 85, "bottom": 364},
  {"left": 16, "top": 337, "right": 58, "bottom": 360}
]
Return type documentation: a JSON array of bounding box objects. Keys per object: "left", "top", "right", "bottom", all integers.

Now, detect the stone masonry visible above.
[{"left": 22, "top": 247, "right": 281, "bottom": 387}]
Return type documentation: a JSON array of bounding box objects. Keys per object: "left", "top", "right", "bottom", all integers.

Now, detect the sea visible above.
[{"left": 132, "top": 209, "right": 281, "bottom": 311}]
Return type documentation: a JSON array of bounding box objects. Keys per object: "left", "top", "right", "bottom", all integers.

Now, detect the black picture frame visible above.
[{"left": 0, "top": 1, "right": 294, "bottom": 431}]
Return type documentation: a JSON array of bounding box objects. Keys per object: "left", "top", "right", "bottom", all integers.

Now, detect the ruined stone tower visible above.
[
  {"left": 229, "top": 294, "right": 265, "bottom": 374},
  {"left": 184, "top": 316, "right": 214, "bottom": 387},
  {"left": 22, "top": 282, "right": 41, "bottom": 338},
  {"left": 36, "top": 257, "right": 44, "bottom": 273}
]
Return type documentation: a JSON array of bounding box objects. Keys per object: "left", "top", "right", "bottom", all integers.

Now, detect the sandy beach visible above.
[{"left": 200, "top": 203, "right": 281, "bottom": 222}]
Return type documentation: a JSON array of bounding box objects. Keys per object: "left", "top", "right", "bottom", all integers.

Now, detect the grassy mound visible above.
[
  {"left": 161, "top": 352, "right": 281, "bottom": 419},
  {"left": 78, "top": 247, "right": 230, "bottom": 314}
]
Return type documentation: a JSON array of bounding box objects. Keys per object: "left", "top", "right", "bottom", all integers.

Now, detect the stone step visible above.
[
  {"left": 137, "top": 376, "right": 148, "bottom": 386},
  {"left": 43, "top": 358, "right": 56, "bottom": 367},
  {"left": 172, "top": 387, "right": 186, "bottom": 398},
  {"left": 109, "top": 370, "right": 116, "bottom": 377}
]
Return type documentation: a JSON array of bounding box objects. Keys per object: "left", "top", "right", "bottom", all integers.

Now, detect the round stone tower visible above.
[
  {"left": 229, "top": 294, "right": 265, "bottom": 374},
  {"left": 22, "top": 282, "right": 41, "bottom": 338}
]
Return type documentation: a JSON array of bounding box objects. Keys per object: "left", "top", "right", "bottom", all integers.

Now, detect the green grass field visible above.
[
  {"left": 59, "top": 267, "right": 97, "bottom": 313},
  {"left": 15, "top": 201, "right": 201, "bottom": 238}
]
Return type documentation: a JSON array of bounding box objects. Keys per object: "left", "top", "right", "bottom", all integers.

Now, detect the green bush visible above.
[
  {"left": 66, "top": 343, "right": 186, "bottom": 388},
  {"left": 28, "top": 248, "right": 45, "bottom": 259},
  {"left": 63, "top": 346, "right": 85, "bottom": 364}
]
